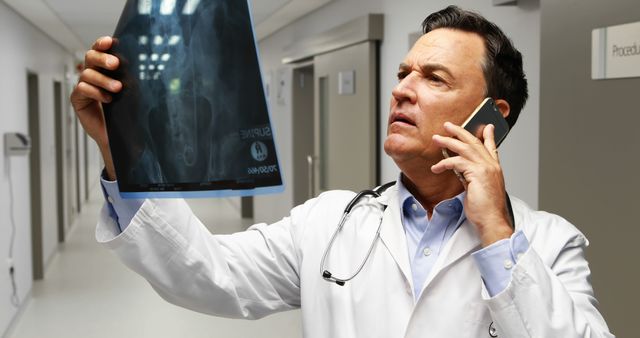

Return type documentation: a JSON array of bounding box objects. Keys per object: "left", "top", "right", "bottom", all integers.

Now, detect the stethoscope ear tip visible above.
[{"left": 322, "top": 270, "right": 346, "bottom": 286}]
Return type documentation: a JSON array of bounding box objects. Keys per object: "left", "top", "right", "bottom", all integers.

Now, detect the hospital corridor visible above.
[
  {"left": 6, "top": 187, "right": 300, "bottom": 338},
  {"left": 1, "top": 0, "right": 638, "bottom": 337}
]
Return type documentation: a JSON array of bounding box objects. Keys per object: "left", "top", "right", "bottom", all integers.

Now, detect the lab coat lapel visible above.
[
  {"left": 417, "top": 219, "right": 481, "bottom": 296},
  {"left": 377, "top": 186, "right": 414, "bottom": 289}
]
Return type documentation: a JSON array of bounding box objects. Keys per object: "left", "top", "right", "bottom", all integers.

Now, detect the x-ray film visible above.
[{"left": 104, "top": 0, "right": 283, "bottom": 198}]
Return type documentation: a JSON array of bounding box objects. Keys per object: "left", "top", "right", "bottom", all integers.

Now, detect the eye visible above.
[
  {"left": 427, "top": 74, "right": 443, "bottom": 83},
  {"left": 426, "top": 74, "right": 448, "bottom": 87},
  {"left": 397, "top": 71, "right": 409, "bottom": 81}
]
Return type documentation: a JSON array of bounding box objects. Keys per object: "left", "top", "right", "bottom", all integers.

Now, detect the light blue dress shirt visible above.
[
  {"left": 99, "top": 170, "right": 144, "bottom": 233},
  {"left": 100, "top": 171, "right": 529, "bottom": 298},
  {"left": 396, "top": 176, "right": 530, "bottom": 299},
  {"left": 396, "top": 178, "right": 466, "bottom": 299}
]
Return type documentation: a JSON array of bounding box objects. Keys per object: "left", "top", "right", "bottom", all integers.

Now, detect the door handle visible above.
[{"left": 307, "top": 155, "right": 317, "bottom": 199}]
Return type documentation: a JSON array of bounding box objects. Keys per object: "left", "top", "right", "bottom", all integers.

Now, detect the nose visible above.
[{"left": 391, "top": 73, "right": 417, "bottom": 105}]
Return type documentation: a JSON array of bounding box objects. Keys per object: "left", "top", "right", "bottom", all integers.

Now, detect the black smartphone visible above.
[
  {"left": 461, "top": 97, "right": 510, "bottom": 146},
  {"left": 442, "top": 97, "right": 510, "bottom": 158}
]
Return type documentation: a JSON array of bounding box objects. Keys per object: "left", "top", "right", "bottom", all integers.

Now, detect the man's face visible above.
[{"left": 384, "top": 28, "right": 487, "bottom": 166}]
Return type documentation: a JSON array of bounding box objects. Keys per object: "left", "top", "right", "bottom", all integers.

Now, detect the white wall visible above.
[
  {"left": 77, "top": 121, "right": 87, "bottom": 204},
  {"left": 0, "top": 3, "right": 74, "bottom": 335},
  {"left": 255, "top": 0, "right": 541, "bottom": 222},
  {"left": 86, "top": 134, "right": 102, "bottom": 192}
]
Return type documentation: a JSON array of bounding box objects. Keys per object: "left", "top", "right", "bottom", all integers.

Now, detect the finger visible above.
[
  {"left": 483, "top": 124, "right": 499, "bottom": 160},
  {"left": 79, "top": 68, "right": 122, "bottom": 93},
  {"left": 432, "top": 134, "right": 484, "bottom": 162},
  {"left": 455, "top": 169, "right": 468, "bottom": 189},
  {"left": 84, "top": 49, "right": 119, "bottom": 71},
  {"left": 443, "top": 121, "right": 483, "bottom": 145},
  {"left": 430, "top": 155, "right": 471, "bottom": 175},
  {"left": 74, "top": 81, "right": 113, "bottom": 104},
  {"left": 91, "top": 36, "right": 114, "bottom": 52}
]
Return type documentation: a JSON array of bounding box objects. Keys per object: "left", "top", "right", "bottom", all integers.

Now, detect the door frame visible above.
[
  {"left": 27, "top": 71, "right": 44, "bottom": 280},
  {"left": 291, "top": 63, "right": 315, "bottom": 204},
  {"left": 54, "top": 80, "right": 65, "bottom": 243}
]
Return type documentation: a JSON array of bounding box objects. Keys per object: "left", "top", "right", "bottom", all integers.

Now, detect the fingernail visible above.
[{"left": 106, "top": 57, "right": 114, "bottom": 67}]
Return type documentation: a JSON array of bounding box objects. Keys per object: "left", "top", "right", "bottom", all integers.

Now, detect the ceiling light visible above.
[
  {"left": 182, "top": 0, "right": 200, "bottom": 15},
  {"left": 139, "top": 35, "right": 148, "bottom": 45},
  {"left": 168, "top": 35, "right": 181, "bottom": 45},
  {"left": 139, "top": 65, "right": 146, "bottom": 70},
  {"left": 138, "top": 0, "right": 152, "bottom": 15},
  {"left": 139, "top": 54, "right": 148, "bottom": 61},
  {"left": 161, "top": 54, "right": 170, "bottom": 61},
  {"left": 158, "top": 64, "right": 165, "bottom": 70},
  {"left": 153, "top": 35, "right": 164, "bottom": 45},
  {"left": 151, "top": 53, "right": 159, "bottom": 61},
  {"left": 149, "top": 64, "right": 156, "bottom": 70},
  {"left": 160, "top": 0, "right": 176, "bottom": 15}
]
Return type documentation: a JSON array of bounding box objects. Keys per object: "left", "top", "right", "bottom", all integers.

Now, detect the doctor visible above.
[{"left": 71, "top": 5, "right": 613, "bottom": 338}]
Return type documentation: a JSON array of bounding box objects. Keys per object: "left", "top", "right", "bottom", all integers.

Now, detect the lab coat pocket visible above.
[{"left": 464, "top": 301, "right": 495, "bottom": 337}]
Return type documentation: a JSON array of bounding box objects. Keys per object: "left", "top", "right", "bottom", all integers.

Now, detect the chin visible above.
[
  {"left": 384, "top": 136, "right": 414, "bottom": 162},
  {"left": 385, "top": 135, "right": 439, "bottom": 165}
]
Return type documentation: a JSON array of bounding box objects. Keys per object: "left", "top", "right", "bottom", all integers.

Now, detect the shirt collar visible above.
[{"left": 396, "top": 173, "right": 466, "bottom": 218}]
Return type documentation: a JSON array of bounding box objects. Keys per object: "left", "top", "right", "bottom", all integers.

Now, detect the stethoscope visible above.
[
  {"left": 320, "top": 181, "right": 396, "bottom": 286},
  {"left": 320, "top": 181, "right": 516, "bottom": 286}
]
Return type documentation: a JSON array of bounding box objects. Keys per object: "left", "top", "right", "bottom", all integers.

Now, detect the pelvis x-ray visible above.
[{"left": 104, "top": 0, "right": 283, "bottom": 198}]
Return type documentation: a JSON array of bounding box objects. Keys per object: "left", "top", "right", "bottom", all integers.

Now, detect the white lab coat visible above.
[{"left": 96, "top": 184, "right": 613, "bottom": 337}]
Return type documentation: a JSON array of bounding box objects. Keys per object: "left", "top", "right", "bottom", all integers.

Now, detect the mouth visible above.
[{"left": 390, "top": 112, "right": 416, "bottom": 126}]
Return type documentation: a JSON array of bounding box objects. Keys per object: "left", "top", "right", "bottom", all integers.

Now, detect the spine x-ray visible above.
[{"left": 104, "top": 0, "right": 283, "bottom": 198}]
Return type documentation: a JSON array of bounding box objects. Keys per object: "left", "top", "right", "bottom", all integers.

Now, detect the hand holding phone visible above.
[
  {"left": 442, "top": 98, "right": 509, "bottom": 158},
  {"left": 441, "top": 98, "right": 510, "bottom": 184}
]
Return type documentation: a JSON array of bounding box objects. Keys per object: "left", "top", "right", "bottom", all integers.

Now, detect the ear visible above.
[{"left": 494, "top": 99, "right": 511, "bottom": 119}]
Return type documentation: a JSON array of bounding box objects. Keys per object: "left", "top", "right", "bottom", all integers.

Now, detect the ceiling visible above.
[{"left": 3, "top": 0, "right": 332, "bottom": 57}]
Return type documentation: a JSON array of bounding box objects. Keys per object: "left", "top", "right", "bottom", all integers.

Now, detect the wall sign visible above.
[
  {"left": 592, "top": 21, "right": 640, "bottom": 80},
  {"left": 338, "top": 70, "right": 355, "bottom": 95}
]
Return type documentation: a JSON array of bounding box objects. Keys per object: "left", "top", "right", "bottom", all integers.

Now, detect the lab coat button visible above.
[
  {"left": 107, "top": 196, "right": 115, "bottom": 204},
  {"left": 412, "top": 203, "right": 418, "bottom": 211},
  {"left": 503, "top": 259, "right": 513, "bottom": 270},
  {"left": 423, "top": 247, "right": 432, "bottom": 256}
]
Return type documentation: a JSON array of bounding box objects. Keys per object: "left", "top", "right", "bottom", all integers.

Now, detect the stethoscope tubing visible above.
[
  {"left": 320, "top": 204, "right": 384, "bottom": 286},
  {"left": 319, "top": 181, "right": 515, "bottom": 287},
  {"left": 320, "top": 184, "right": 394, "bottom": 286}
]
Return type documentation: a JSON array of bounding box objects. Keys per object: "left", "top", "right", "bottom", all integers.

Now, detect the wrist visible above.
[
  {"left": 97, "top": 141, "right": 110, "bottom": 154},
  {"left": 479, "top": 222, "right": 513, "bottom": 247},
  {"left": 98, "top": 144, "right": 116, "bottom": 181}
]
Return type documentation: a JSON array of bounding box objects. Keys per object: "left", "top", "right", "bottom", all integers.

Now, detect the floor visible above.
[{"left": 7, "top": 188, "right": 301, "bottom": 338}]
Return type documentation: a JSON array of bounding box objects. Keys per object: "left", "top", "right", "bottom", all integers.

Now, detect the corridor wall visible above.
[
  {"left": 540, "top": 0, "right": 639, "bottom": 335},
  {"left": 0, "top": 3, "right": 74, "bottom": 335}
]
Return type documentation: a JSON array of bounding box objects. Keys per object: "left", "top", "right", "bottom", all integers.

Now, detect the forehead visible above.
[{"left": 403, "top": 28, "right": 486, "bottom": 73}]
